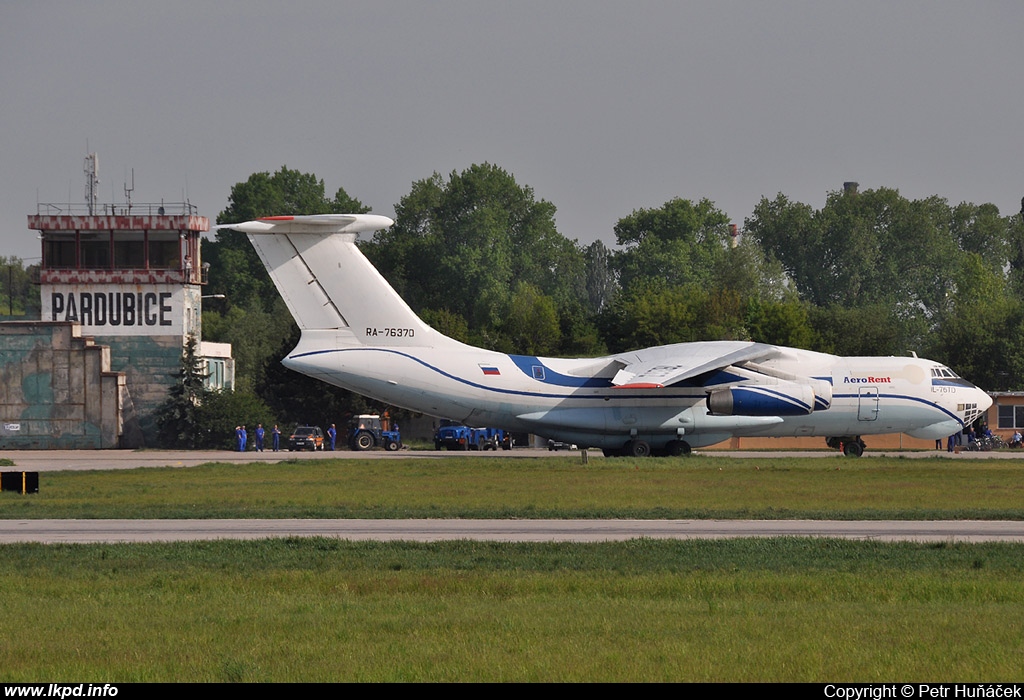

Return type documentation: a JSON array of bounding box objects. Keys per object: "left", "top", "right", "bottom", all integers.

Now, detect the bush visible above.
[{"left": 194, "top": 389, "right": 277, "bottom": 450}]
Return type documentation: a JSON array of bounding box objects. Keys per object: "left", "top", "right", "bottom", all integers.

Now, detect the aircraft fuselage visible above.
[{"left": 284, "top": 335, "right": 987, "bottom": 451}]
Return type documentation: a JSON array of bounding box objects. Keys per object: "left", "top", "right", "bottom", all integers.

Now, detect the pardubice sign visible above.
[{"left": 42, "top": 284, "right": 185, "bottom": 336}]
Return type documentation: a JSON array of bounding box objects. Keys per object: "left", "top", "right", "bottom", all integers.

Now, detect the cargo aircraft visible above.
[{"left": 223, "top": 214, "right": 991, "bottom": 457}]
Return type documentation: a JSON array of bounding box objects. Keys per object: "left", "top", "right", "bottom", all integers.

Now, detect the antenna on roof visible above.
[
  {"left": 124, "top": 168, "right": 134, "bottom": 214},
  {"left": 84, "top": 152, "right": 99, "bottom": 215}
]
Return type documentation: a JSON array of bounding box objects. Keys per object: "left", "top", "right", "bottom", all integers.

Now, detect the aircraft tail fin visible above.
[{"left": 221, "top": 215, "right": 456, "bottom": 349}]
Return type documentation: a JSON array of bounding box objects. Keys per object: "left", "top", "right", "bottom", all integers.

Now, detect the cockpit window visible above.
[{"left": 931, "top": 367, "right": 960, "bottom": 379}]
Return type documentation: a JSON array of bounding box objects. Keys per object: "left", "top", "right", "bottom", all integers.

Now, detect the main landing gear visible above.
[
  {"left": 602, "top": 439, "right": 693, "bottom": 458},
  {"left": 826, "top": 436, "right": 866, "bottom": 457}
]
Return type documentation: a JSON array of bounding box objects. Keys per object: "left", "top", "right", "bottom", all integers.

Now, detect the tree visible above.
[
  {"left": 365, "top": 163, "right": 588, "bottom": 347},
  {"left": 257, "top": 322, "right": 381, "bottom": 429},
  {"left": 712, "top": 239, "right": 789, "bottom": 302},
  {"left": 599, "top": 283, "right": 747, "bottom": 353},
  {"left": 924, "top": 253, "right": 1024, "bottom": 389},
  {"left": 744, "top": 298, "right": 816, "bottom": 349},
  {"left": 745, "top": 187, "right": 1021, "bottom": 357},
  {"left": 612, "top": 198, "right": 732, "bottom": 294},
  {"left": 746, "top": 188, "right": 989, "bottom": 314},
  {"left": 156, "top": 336, "right": 208, "bottom": 448},
  {"left": 0, "top": 257, "right": 41, "bottom": 319},
  {"left": 203, "top": 297, "right": 296, "bottom": 392},
  {"left": 501, "top": 282, "right": 562, "bottom": 356},
  {"left": 193, "top": 388, "right": 277, "bottom": 450},
  {"left": 1003, "top": 212, "right": 1024, "bottom": 296},
  {"left": 806, "top": 305, "right": 905, "bottom": 357},
  {"left": 583, "top": 240, "right": 617, "bottom": 314}
]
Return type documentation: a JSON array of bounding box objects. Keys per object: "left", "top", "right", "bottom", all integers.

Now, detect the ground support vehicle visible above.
[
  {"left": 347, "top": 414, "right": 402, "bottom": 451},
  {"left": 434, "top": 421, "right": 472, "bottom": 450},
  {"left": 434, "top": 420, "right": 512, "bottom": 450},
  {"left": 470, "top": 427, "right": 512, "bottom": 450}
]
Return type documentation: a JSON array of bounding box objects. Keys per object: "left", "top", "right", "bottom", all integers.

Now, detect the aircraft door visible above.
[{"left": 858, "top": 387, "right": 879, "bottom": 421}]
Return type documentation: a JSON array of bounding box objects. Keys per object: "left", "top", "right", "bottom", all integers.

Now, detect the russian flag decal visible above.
[{"left": 480, "top": 365, "right": 501, "bottom": 376}]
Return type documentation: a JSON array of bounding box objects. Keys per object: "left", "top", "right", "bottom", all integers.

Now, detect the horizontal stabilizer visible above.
[{"left": 218, "top": 214, "right": 396, "bottom": 235}]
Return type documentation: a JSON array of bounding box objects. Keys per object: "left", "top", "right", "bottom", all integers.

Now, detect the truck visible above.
[
  {"left": 434, "top": 419, "right": 512, "bottom": 451},
  {"left": 346, "top": 414, "right": 403, "bottom": 451}
]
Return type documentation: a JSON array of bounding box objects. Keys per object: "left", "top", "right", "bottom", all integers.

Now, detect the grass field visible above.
[
  {"left": 3, "top": 454, "right": 1024, "bottom": 681},
  {"left": 2, "top": 455, "right": 1023, "bottom": 520},
  {"left": 2, "top": 537, "right": 1024, "bottom": 682}
]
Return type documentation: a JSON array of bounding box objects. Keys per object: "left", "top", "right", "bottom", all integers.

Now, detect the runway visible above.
[{"left": 2, "top": 518, "right": 1024, "bottom": 544}]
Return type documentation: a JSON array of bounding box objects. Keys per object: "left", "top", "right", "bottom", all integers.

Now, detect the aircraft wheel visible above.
[
  {"left": 666, "top": 440, "right": 692, "bottom": 457},
  {"left": 626, "top": 439, "right": 651, "bottom": 458},
  {"left": 843, "top": 440, "right": 864, "bottom": 457},
  {"left": 354, "top": 432, "right": 374, "bottom": 451},
  {"left": 386, "top": 440, "right": 400, "bottom": 451}
]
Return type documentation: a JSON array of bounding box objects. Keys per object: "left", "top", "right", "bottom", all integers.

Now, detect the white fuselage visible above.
[{"left": 284, "top": 334, "right": 989, "bottom": 450}]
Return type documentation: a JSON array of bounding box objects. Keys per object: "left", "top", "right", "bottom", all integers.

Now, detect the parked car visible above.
[
  {"left": 288, "top": 426, "right": 325, "bottom": 451},
  {"left": 547, "top": 439, "right": 577, "bottom": 451}
]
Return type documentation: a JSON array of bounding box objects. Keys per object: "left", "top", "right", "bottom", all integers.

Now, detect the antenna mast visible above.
[
  {"left": 124, "top": 168, "right": 134, "bottom": 214},
  {"left": 83, "top": 152, "right": 99, "bottom": 215}
]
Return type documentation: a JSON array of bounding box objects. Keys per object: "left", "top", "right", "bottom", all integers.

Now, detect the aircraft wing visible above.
[{"left": 610, "top": 341, "right": 780, "bottom": 388}]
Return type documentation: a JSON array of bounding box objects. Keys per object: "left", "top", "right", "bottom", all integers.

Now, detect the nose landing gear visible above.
[{"left": 827, "top": 436, "right": 866, "bottom": 457}]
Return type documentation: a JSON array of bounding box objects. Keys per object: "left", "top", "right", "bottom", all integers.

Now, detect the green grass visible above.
[
  {"left": 5, "top": 454, "right": 1024, "bottom": 681},
  {"left": 2, "top": 538, "right": 1023, "bottom": 682},
  {"left": 3, "top": 455, "right": 1024, "bottom": 519}
]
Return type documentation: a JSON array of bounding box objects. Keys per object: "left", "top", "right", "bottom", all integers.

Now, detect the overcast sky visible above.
[{"left": 3, "top": 1, "right": 1022, "bottom": 261}]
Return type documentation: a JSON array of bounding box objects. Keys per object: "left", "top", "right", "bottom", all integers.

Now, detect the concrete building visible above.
[
  {"left": 0, "top": 322, "right": 125, "bottom": 448},
  {"left": 985, "top": 393, "right": 1024, "bottom": 442}
]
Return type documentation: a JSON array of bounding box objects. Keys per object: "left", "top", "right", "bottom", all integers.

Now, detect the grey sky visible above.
[{"left": 3, "top": 1, "right": 1022, "bottom": 261}]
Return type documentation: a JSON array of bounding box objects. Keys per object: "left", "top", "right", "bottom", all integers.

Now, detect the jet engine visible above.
[{"left": 706, "top": 381, "right": 817, "bottom": 417}]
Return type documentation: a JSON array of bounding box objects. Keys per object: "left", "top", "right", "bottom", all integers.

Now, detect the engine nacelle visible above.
[
  {"left": 706, "top": 382, "right": 817, "bottom": 416},
  {"left": 811, "top": 379, "right": 833, "bottom": 411}
]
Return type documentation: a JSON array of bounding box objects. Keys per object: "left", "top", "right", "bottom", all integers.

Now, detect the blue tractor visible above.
[{"left": 347, "top": 414, "right": 403, "bottom": 451}]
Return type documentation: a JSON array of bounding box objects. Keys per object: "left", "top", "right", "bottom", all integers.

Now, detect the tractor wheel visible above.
[{"left": 353, "top": 432, "right": 375, "bottom": 451}]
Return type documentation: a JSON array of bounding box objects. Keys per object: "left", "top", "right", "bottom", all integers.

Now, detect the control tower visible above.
[{"left": 27, "top": 189, "right": 231, "bottom": 446}]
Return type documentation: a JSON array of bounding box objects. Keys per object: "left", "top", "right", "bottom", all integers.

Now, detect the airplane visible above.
[{"left": 222, "top": 214, "right": 993, "bottom": 457}]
